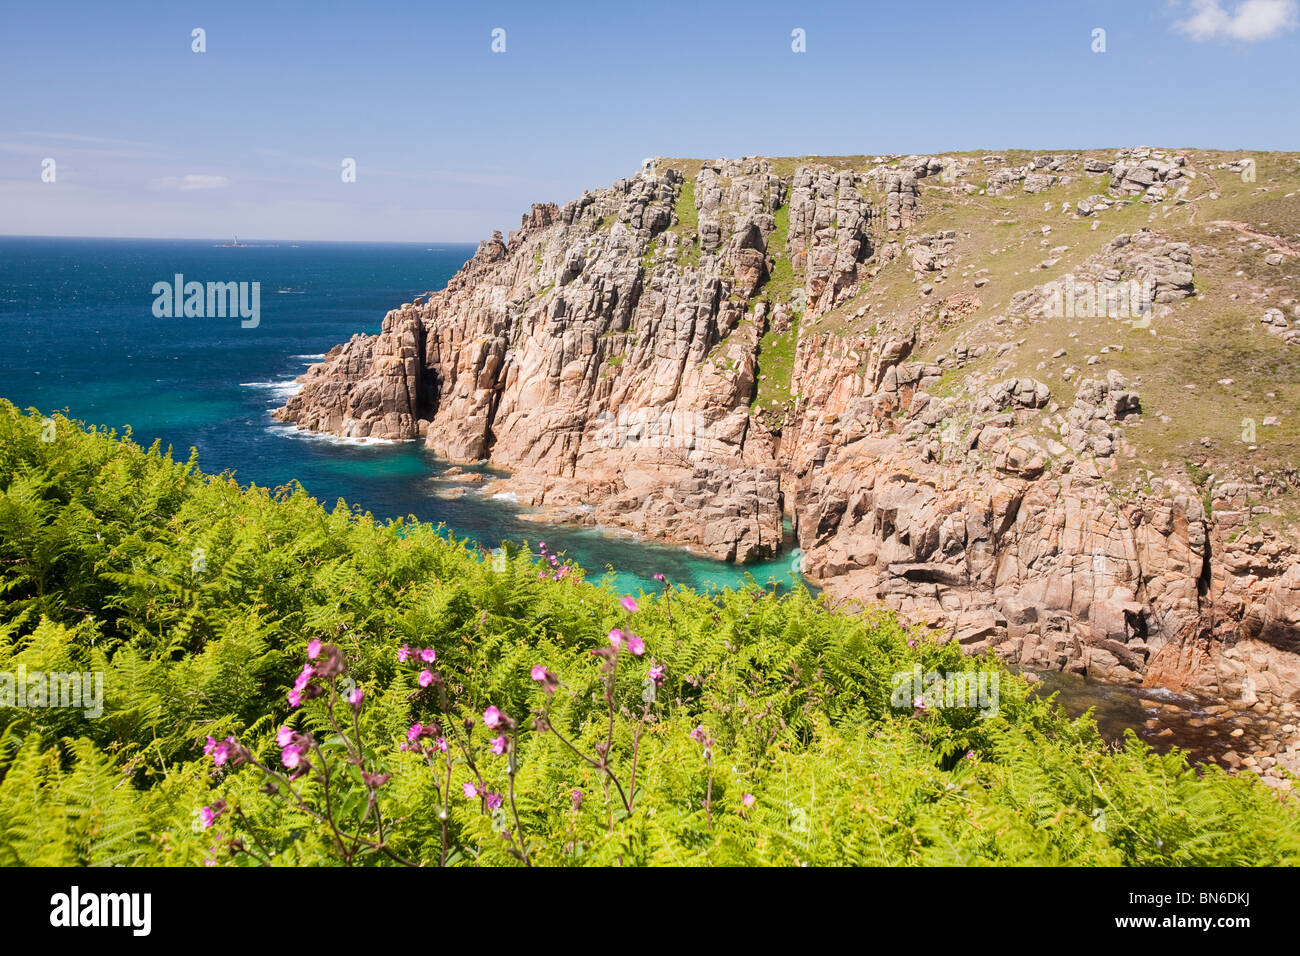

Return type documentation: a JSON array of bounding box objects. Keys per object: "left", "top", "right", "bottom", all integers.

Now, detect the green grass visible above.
[
  {"left": 759, "top": 203, "right": 797, "bottom": 306},
  {"left": 640, "top": 237, "right": 664, "bottom": 272},
  {"left": 750, "top": 326, "right": 798, "bottom": 413},
  {"left": 669, "top": 180, "right": 701, "bottom": 266},
  {"left": 672, "top": 179, "right": 698, "bottom": 236}
]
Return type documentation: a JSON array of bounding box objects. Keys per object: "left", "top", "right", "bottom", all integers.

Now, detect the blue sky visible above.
[{"left": 2, "top": 0, "right": 1298, "bottom": 241}]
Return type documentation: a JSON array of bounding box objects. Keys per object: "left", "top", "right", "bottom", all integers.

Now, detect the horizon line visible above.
[{"left": 0, "top": 233, "right": 484, "bottom": 245}]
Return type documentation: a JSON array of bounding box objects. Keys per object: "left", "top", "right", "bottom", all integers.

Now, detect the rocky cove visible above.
[
  {"left": 274, "top": 149, "right": 1300, "bottom": 782},
  {"left": 1028, "top": 670, "right": 1299, "bottom": 790}
]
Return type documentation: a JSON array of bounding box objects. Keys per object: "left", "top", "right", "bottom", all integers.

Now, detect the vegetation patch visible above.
[
  {"left": 760, "top": 204, "right": 797, "bottom": 305},
  {"left": 4, "top": 404, "right": 1297, "bottom": 866},
  {"left": 750, "top": 326, "right": 797, "bottom": 413}
]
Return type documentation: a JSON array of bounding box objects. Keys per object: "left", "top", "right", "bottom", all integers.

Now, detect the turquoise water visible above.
[{"left": 0, "top": 237, "right": 804, "bottom": 595}]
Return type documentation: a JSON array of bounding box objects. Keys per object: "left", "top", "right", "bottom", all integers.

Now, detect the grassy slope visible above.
[
  {"left": 903, "top": 150, "right": 1300, "bottom": 527},
  {"left": 661, "top": 149, "right": 1300, "bottom": 529}
]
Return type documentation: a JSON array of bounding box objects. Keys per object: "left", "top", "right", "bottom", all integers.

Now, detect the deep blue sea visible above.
[{"left": 0, "top": 237, "right": 803, "bottom": 595}]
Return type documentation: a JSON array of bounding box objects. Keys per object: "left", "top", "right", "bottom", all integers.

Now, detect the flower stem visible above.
[
  {"left": 627, "top": 702, "right": 650, "bottom": 812},
  {"left": 506, "top": 725, "right": 531, "bottom": 867}
]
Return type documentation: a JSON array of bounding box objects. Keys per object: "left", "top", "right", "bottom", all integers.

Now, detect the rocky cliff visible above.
[{"left": 277, "top": 148, "right": 1300, "bottom": 711}]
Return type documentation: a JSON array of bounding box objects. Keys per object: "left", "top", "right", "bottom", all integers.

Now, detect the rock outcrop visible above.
[{"left": 276, "top": 148, "right": 1300, "bottom": 711}]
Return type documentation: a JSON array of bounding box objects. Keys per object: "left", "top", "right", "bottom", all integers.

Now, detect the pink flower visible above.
[
  {"left": 621, "top": 596, "right": 638, "bottom": 613},
  {"left": 907, "top": 640, "right": 916, "bottom": 647},
  {"left": 420, "top": 647, "right": 436, "bottom": 663},
  {"left": 965, "top": 750, "right": 975, "bottom": 759},
  {"left": 419, "top": 669, "right": 434, "bottom": 688},
  {"left": 288, "top": 688, "right": 301, "bottom": 708},
  {"left": 490, "top": 735, "right": 508, "bottom": 755},
  {"left": 434, "top": 737, "right": 448, "bottom": 753},
  {"left": 199, "top": 806, "right": 216, "bottom": 828},
  {"left": 204, "top": 858, "right": 215, "bottom": 868},
  {"left": 407, "top": 723, "right": 423, "bottom": 742},
  {"left": 608, "top": 628, "right": 624, "bottom": 648},
  {"left": 485, "top": 792, "right": 503, "bottom": 810},
  {"left": 346, "top": 685, "right": 364, "bottom": 707},
  {"left": 627, "top": 634, "right": 645, "bottom": 656},
  {"left": 208, "top": 737, "right": 233, "bottom": 766},
  {"left": 648, "top": 664, "right": 665, "bottom": 687},
  {"left": 690, "top": 725, "right": 706, "bottom": 743},
  {"left": 483, "top": 705, "right": 503, "bottom": 729},
  {"left": 282, "top": 744, "right": 304, "bottom": 769},
  {"left": 276, "top": 726, "right": 294, "bottom": 748},
  {"left": 203, "top": 736, "right": 218, "bottom": 757},
  {"left": 397, "top": 643, "right": 410, "bottom": 663},
  {"left": 463, "top": 782, "right": 478, "bottom": 799},
  {"left": 538, "top": 541, "right": 546, "bottom": 551},
  {"left": 742, "top": 793, "right": 756, "bottom": 808},
  {"left": 653, "top": 573, "right": 666, "bottom": 582},
  {"left": 293, "top": 664, "right": 314, "bottom": 693},
  {"left": 530, "top": 664, "right": 549, "bottom": 682},
  {"left": 306, "top": 638, "right": 322, "bottom": 660},
  {"left": 913, "top": 695, "right": 926, "bottom": 710}
]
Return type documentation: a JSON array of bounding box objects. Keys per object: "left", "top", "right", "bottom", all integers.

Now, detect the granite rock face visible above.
[
  {"left": 279, "top": 159, "right": 799, "bottom": 561},
  {"left": 277, "top": 148, "right": 1300, "bottom": 708},
  {"left": 1108, "top": 146, "right": 1191, "bottom": 202}
]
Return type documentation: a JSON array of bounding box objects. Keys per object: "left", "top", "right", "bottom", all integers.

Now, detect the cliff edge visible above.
[{"left": 277, "top": 148, "right": 1300, "bottom": 711}]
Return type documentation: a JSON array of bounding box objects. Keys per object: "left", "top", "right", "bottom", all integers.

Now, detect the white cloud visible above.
[
  {"left": 1174, "top": 0, "right": 1298, "bottom": 42},
  {"left": 156, "top": 174, "right": 231, "bottom": 190}
]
